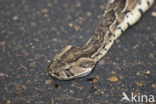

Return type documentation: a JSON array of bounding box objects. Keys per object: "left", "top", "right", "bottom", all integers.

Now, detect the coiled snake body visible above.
[{"left": 49, "top": 0, "right": 155, "bottom": 80}]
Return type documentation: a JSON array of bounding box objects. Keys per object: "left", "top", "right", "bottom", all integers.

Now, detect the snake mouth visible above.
[{"left": 48, "top": 62, "right": 96, "bottom": 80}]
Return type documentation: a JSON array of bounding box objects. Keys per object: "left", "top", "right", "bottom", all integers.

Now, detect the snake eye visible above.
[
  {"left": 66, "top": 68, "right": 70, "bottom": 71},
  {"left": 54, "top": 72, "right": 60, "bottom": 76}
]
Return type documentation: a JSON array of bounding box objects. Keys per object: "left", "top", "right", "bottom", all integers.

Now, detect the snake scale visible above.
[{"left": 49, "top": 0, "right": 155, "bottom": 80}]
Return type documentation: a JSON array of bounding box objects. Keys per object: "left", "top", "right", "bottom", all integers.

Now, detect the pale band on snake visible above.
[{"left": 48, "top": 0, "right": 155, "bottom": 80}]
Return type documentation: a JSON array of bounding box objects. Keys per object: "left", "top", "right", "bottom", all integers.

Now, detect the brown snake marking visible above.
[{"left": 48, "top": 0, "right": 155, "bottom": 80}]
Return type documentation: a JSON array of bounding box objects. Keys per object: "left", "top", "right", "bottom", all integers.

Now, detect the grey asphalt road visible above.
[{"left": 0, "top": 0, "right": 156, "bottom": 104}]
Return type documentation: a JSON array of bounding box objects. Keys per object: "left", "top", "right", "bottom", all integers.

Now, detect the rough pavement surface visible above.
[{"left": 0, "top": 0, "right": 156, "bottom": 104}]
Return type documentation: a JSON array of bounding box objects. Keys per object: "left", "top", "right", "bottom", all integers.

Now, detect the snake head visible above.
[{"left": 48, "top": 45, "right": 96, "bottom": 80}]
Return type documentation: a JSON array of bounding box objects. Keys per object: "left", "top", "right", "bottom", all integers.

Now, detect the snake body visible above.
[{"left": 49, "top": 0, "right": 155, "bottom": 80}]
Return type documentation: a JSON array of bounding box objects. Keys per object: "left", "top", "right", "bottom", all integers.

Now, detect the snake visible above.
[{"left": 48, "top": 0, "right": 155, "bottom": 80}]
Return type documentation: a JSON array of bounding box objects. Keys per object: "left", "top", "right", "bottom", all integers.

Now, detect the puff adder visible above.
[{"left": 48, "top": 0, "right": 155, "bottom": 80}]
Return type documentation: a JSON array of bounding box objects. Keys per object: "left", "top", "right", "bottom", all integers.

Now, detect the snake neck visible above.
[
  {"left": 82, "top": 0, "right": 154, "bottom": 61},
  {"left": 82, "top": 0, "right": 127, "bottom": 61}
]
